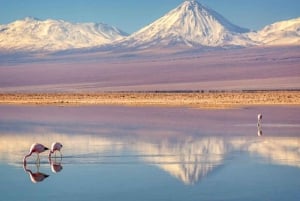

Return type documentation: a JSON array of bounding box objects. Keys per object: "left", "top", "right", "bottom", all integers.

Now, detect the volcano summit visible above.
[{"left": 116, "top": 0, "right": 253, "bottom": 49}]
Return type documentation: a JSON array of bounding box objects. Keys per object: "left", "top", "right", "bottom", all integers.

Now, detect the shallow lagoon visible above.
[{"left": 0, "top": 106, "right": 299, "bottom": 201}]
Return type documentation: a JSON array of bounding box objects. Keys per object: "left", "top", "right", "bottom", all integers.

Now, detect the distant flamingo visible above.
[
  {"left": 257, "top": 113, "right": 263, "bottom": 137},
  {"left": 257, "top": 113, "right": 262, "bottom": 125},
  {"left": 49, "top": 142, "right": 63, "bottom": 159},
  {"left": 23, "top": 143, "right": 49, "bottom": 165}
]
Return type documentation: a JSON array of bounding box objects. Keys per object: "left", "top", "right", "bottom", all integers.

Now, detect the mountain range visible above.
[
  {"left": 0, "top": 0, "right": 299, "bottom": 53},
  {"left": 0, "top": 17, "right": 127, "bottom": 52}
]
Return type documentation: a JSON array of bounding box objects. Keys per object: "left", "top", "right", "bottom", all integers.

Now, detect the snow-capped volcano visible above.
[
  {"left": 117, "top": 0, "right": 252, "bottom": 49},
  {"left": 248, "top": 17, "right": 300, "bottom": 46},
  {"left": 0, "top": 17, "right": 128, "bottom": 51},
  {"left": 0, "top": 1, "right": 299, "bottom": 54}
]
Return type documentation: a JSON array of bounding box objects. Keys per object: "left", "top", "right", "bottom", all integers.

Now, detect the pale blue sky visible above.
[{"left": 1, "top": 0, "right": 299, "bottom": 33}]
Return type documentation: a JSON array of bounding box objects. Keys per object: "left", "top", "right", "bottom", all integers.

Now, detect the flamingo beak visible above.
[{"left": 45, "top": 147, "right": 49, "bottom": 151}]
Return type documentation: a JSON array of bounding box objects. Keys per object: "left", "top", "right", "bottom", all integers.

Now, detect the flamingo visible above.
[
  {"left": 49, "top": 142, "right": 63, "bottom": 159},
  {"left": 257, "top": 113, "right": 262, "bottom": 124},
  {"left": 257, "top": 113, "right": 263, "bottom": 137},
  {"left": 23, "top": 143, "right": 49, "bottom": 165}
]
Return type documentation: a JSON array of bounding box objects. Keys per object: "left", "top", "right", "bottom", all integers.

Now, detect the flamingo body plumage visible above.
[{"left": 23, "top": 143, "right": 49, "bottom": 165}]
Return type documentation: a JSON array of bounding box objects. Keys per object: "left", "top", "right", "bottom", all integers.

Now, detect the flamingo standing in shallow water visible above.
[
  {"left": 23, "top": 143, "right": 49, "bottom": 165},
  {"left": 49, "top": 142, "right": 63, "bottom": 159},
  {"left": 257, "top": 113, "right": 263, "bottom": 136},
  {"left": 257, "top": 113, "right": 262, "bottom": 125}
]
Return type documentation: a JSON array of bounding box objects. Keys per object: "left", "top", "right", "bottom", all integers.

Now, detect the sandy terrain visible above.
[
  {"left": 0, "top": 91, "right": 299, "bottom": 108},
  {"left": 0, "top": 46, "right": 300, "bottom": 92}
]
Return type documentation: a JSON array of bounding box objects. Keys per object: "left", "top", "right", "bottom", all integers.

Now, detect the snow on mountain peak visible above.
[
  {"left": 0, "top": 1, "right": 299, "bottom": 53},
  {"left": 120, "top": 0, "right": 251, "bottom": 49},
  {"left": 248, "top": 17, "right": 300, "bottom": 46},
  {"left": 0, "top": 17, "right": 128, "bottom": 51}
]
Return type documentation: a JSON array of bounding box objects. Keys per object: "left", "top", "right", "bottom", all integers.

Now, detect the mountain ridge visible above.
[
  {"left": 0, "top": 17, "right": 128, "bottom": 52},
  {"left": 248, "top": 17, "right": 300, "bottom": 46},
  {"left": 0, "top": 0, "right": 299, "bottom": 53}
]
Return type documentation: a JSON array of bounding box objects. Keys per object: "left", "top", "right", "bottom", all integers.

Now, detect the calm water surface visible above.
[{"left": 0, "top": 106, "right": 299, "bottom": 201}]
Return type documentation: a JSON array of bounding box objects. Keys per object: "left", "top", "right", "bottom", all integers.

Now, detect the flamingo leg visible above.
[
  {"left": 37, "top": 162, "right": 40, "bottom": 171},
  {"left": 36, "top": 154, "right": 40, "bottom": 166}
]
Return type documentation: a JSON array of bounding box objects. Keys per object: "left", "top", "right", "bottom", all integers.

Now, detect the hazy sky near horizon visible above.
[{"left": 1, "top": 0, "right": 299, "bottom": 33}]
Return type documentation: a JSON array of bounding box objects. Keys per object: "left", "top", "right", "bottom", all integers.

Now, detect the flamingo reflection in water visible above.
[
  {"left": 49, "top": 157, "right": 63, "bottom": 173},
  {"left": 23, "top": 163, "right": 49, "bottom": 183},
  {"left": 257, "top": 127, "right": 263, "bottom": 136}
]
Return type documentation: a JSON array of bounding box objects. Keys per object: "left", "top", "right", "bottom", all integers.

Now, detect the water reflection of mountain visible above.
[
  {"left": 247, "top": 138, "right": 300, "bottom": 168},
  {"left": 0, "top": 133, "right": 299, "bottom": 185},
  {"left": 133, "top": 138, "right": 228, "bottom": 185}
]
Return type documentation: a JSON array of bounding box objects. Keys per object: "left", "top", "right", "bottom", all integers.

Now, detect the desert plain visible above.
[
  {"left": 0, "top": 91, "right": 299, "bottom": 109},
  {"left": 1, "top": 46, "right": 300, "bottom": 109}
]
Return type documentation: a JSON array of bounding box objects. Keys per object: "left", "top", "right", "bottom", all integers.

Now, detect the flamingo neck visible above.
[
  {"left": 23, "top": 152, "right": 32, "bottom": 164},
  {"left": 49, "top": 150, "right": 54, "bottom": 157},
  {"left": 24, "top": 167, "right": 33, "bottom": 174},
  {"left": 24, "top": 152, "right": 32, "bottom": 160}
]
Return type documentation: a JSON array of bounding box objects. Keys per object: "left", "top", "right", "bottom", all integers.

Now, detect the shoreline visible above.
[{"left": 0, "top": 91, "right": 299, "bottom": 109}]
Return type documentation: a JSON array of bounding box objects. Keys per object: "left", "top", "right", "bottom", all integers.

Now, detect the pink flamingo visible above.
[
  {"left": 23, "top": 143, "right": 49, "bottom": 165},
  {"left": 49, "top": 142, "right": 63, "bottom": 159}
]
